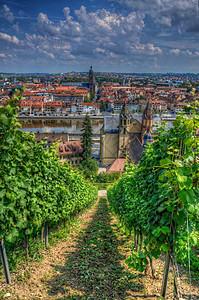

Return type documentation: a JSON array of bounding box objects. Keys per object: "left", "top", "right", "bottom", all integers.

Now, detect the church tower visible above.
[
  {"left": 141, "top": 100, "right": 153, "bottom": 138},
  {"left": 89, "top": 66, "right": 95, "bottom": 92},
  {"left": 118, "top": 102, "right": 130, "bottom": 158}
]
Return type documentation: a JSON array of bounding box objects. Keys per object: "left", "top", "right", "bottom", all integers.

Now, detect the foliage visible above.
[
  {"left": 90, "top": 91, "right": 95, "bottom": 100},
  {"left": 100, "top": 103, "right": 107, "bottom": 111},
  {"left": 83, "top": 96, "right": 92, "bottom": 103},
  {"left": 80, "top": 114, "right": 93, "bottom": 162},
  {"left": 0, "top": 91, "right": 97, "bottom": 244},
  {"left": 107, "top": 89, "right": 199, "bottom": 273},
  {"left": 78, "top": 114, "right": 98, "bottom": 179},
  {"left": 94, "top": 171, "right": 121, "bottom": 183},
  {"left": 78, "top": 158, "right": 98, "bottom": 179}
]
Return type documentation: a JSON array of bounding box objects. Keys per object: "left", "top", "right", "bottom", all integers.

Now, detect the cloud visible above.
[
  {"left": 155, "top": 16, "right": 172, "bottom": 27},
  {"left": 0, "top": 53, "right": 6, "bottom": 58},
  {"left": 37, "top": 9, "right": 82, "bottom": 39},
  {"left": 0, "top": 32, "right": 19, "bottom": 44},
  {"left": 111, "top": 0, "right": 197, "bottom": 32},
  {"left": 129, "top": 42, "right": 162, "bottom": 55},
  {"left": 95, "top": 47, "right": 106, "bottom": 53},
  {"left": 170, "top": 48, "right": 199, "bottom": 57},
  {"left": 2, "top": 4, "right": 14, "bottom": 23},
  {"left": 9, "top": 5, "right": 199, "bottom": 71},
  {"left": 36, "top": 5, "right": 149, "bottom": 62},
  {"left": 170, "top": 48, "right": 181, "bottom": 55}
]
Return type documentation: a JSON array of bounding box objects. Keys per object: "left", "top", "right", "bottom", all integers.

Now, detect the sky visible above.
[{"left": 0, "top": 0, "right": 199, "bottom": 73}]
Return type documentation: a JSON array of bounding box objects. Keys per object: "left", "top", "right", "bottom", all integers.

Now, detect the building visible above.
[
  {"left": 88, "top": 66, "right": 97, "bottom": 93},
  {"left": 100, "top": 101, "right": 153, "bottom": 166},
  {"left": 58, "top": 141, "right": 82, "bottom": 166},
  {"left": 34, "top": 131, "right": 69, "bottom": 147}
]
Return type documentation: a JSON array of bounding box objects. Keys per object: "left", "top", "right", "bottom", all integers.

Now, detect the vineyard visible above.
[
  {"left": 107, "top": 91, "right": 199, "bottom": 297},
  {"left": 0, "top": 91, "right": 199, "bottom": 299},
  {"left": 0, "top": 93, "right": 97, "bottom": 279}
]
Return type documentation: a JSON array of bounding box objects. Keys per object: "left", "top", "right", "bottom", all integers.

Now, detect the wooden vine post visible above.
[
  {"left": 0, "top": 239, "right": 11, "bottom": 284},
  {"left": 45, "top": 218, "right": 49, "bottom": 248},
  {"left": 161, "top": 251, "right": 170, "bottom": 297}
]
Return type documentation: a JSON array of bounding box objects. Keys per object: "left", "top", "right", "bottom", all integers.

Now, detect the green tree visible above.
[
  {"left": 84, "top": 95, "right": 92, "bottom": 103},
  {"left": 100, "top": 103, "right": 106, "bottom": 111},
  {"left": 80, "top": 114, "right": 93, "bottom": 163},
  {"left": 79, "top": 114, "right": 98, "bottom": 178},
  {"left": 90, "top": 91, "right": 95, "bottom": 100}
]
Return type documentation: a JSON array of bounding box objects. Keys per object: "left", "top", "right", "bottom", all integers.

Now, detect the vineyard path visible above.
[{"left": 1, "top": 192, "right": 199, "bottom": 300}]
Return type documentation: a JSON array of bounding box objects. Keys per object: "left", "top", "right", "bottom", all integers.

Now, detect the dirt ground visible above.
[{"left": 0, "top": 196, "right": 198, "bottom": 300}]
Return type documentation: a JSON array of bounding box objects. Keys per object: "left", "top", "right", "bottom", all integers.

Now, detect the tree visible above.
[
  {"left": 84, "top": 96, "right": 91, "bottom": 103},
  {"left": 79, "top": 114, "right": 98, "bottom": 178},
  {"left": 80, "top": 114, "right": 93, "bottom": 164},
  {"left": 100, "top": 103, "right": 106, "bottom": 111},
  {"left": 90, "top": 91, "right": 95, "bottom": 100}
]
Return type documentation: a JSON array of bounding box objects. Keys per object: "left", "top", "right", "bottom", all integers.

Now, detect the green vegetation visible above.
[
  {"left": 83, "top": 95, "right": 92, "bottom": 103},
  {"left": 90, "top": 90, "right": 95, "bottom": 100},
  {"left": 46, "top": 198, "right": 139, "bottom": 299},
  {"left": 60, "top": 78, "right": 88, "bottom": 84},
  {"left": 78, "top": 114, "right": 98, "bottom": 179},
  {"left": 95, "top": 76, "right": 123, "bottom": 86},
  {"left": 107, "top": 90, "right": 199, "bottom": 292},
  {"left": 0, "top": 91, "right": 97, "bottom": 263},
  {"left": 94, "top": 171, "right": 121, "bottom": 183},
  {"left": 100, "top": 103, "right": 107, "bottom": 111}
]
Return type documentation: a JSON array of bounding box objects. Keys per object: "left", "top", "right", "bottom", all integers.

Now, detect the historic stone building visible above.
[
  {"left": 88, "top": 66, "right": 97, "bottom": 93},
  {"left": 100, "top": 101, "right": 153, "bottom": 166}
]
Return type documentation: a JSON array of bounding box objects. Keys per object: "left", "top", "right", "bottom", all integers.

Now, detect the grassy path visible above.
[{"left": 0, "top": 197, "right": 199, "bottom": 299}]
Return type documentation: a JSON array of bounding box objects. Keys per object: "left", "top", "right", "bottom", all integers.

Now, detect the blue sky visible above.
[{"left": 0, "top": 0, "right": 199, "bottom": 73}]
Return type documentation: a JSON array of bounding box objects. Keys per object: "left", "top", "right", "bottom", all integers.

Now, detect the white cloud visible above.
[
  {"left": 146, "top": 43, "right": 162, "bottom": 54},
  {"left": 155, "top": 16, "right": 172, "bottom": 27},
  {"left": 0, "top": 53, "right": 6, "bottom": 58},
  {"left": 0, "top": 32, "right": 19, "bottom": 44},
  {"left": 184, "top": 50, "right": 193, "bottom": 56},
  {"left": 129, "top": 42, "right": 162, "bottom": 55},
  {"left": 2, "top": 5, "right": 14, "bottom": 23},
  {"left": 170, "top": 48, "right": 199, "bottom": 57},
  {"left": 111, "top": 0, "right": 196, "bottom": 32},
  {"left": 170, "top": 49, "right": 181, "bottom": 55},
  {"left": 95, "top": 47, "right": 106, "bottom": 53}
]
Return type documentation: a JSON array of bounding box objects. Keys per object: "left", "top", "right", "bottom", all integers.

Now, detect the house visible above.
[{"left": 58, "top": 141, "right": 82, "bottom": 166}]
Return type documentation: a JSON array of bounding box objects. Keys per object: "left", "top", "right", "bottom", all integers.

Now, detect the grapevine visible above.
[
  {"left": 0, "top": 91, "right": 97, "bottom": 262},
  {"left": 107, "top": 91, "right": 199, "bottom": 297}
]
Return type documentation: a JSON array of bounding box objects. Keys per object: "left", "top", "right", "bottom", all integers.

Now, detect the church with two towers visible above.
[{"left": 100, "top": 101, "right": 153, "bottom": 166}]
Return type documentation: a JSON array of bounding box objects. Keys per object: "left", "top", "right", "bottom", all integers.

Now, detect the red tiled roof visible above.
[
  {"left": 107, "top": 158, "right": 127, "bottom": 173},
  {"left": 58, "top": 141, "right": 82, "bottom": 155}
]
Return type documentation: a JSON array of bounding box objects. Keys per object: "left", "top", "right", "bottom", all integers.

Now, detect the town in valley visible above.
[{"left": 0, "top": 68, "right": 198, "bottom": 172}]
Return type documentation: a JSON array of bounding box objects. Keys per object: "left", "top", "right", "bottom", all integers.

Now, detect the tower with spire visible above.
[
  {"left": 141, "top": 100, "right": 153, "bottom": 137},
  {"left": 88, "top": 66, "right": 95, "bottom": 93},
  {"left": 118, "top": 102, "right": 130, "bottom": 157}
]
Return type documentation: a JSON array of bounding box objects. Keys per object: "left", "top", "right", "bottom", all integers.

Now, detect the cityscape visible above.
[
  {"left": 1, "top": 67, "right": 198, "bottom": 169},
  {"left": 0, "top": 1, "right": 199, "bottom": 299}
]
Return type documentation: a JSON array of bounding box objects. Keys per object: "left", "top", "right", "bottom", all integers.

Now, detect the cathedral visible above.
[
  {"left": 88, "top": 66, "right": 96, "bottom": 93},
  {"left": 100, "top": 101, "right": 153, "bottom": 166}
]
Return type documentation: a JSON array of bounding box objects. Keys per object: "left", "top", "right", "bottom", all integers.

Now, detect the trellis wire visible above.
[{"left": 172, "top": 224, "right": 182, "bottom": 299}]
